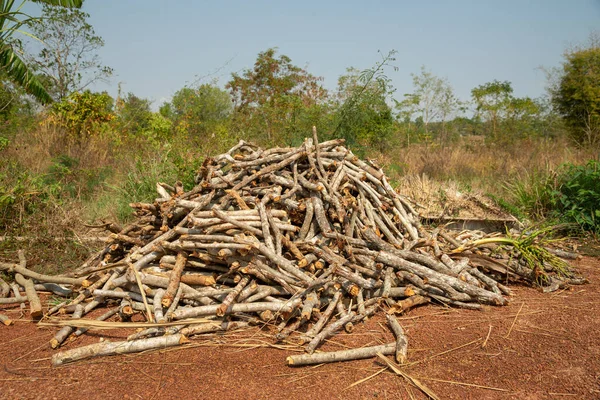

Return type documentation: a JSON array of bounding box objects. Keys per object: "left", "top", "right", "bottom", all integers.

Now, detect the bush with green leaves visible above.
[
  {"left": 49, "top": 90, "right": 114, "bottom": 139},
  {"left": 552, "top": 160, "right": 600, "bottom": 232}
]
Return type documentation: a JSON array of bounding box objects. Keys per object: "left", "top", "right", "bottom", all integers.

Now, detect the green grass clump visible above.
[
  {"left": 86, "top": 150, "right": 203, "bottom": 223},
  {"left": 502, "top": 169, "right": 557, "bottom": 220},
  {"left": 497, "top": 159, "right": 600, "bottom": 234}
]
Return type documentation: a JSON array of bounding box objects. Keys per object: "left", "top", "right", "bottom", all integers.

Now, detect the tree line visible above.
[{"left": 1, "top": 1, "right": 599, "bottom": 152}]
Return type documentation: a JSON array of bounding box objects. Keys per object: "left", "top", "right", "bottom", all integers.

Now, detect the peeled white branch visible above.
[
  {"left": 51, "top": 334, "right": 189, "bottom": 366},
  {"left": 287, "top": 342, "right": 396, "bottom": 366}
]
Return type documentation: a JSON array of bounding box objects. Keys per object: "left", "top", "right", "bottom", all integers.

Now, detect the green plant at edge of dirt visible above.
[
  {"left": 502, "top": 169, "right": 557, "bottom": 220},
  {"left": 451, "top": 226, "right": 571, "bottom": 285},
  {"left": 486, "top": 193, "right": 527, "bottom": 221},
  {"left": 551, "top": 160, "right": 600, "bottom": 233}
]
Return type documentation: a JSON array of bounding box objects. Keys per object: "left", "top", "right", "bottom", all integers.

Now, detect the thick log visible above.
[
  {"left": 298, "top": 199, "right": 314, "bottom": 241},
  {"left": 180, "top": 320, "right": 251, "bottom": 336},
  {"left": 287, "top": 342, "right": 396, "bottom": 366},
  {"left": 180, "top": 274, "right": 216, "bottom": 286},
  {"left": 52, "top": 334, "right": 189, "bottom": 366},
  {"left": 172, "top": 299, "right": 301, "bottom": 320},
  {"left": 0, "top": 314, "right": 13, "bottom": 326},
  {"left": 0, "top": 262, "right": 87, "bottom": 287},
  {"left": 216, "top": 276, "right": 250, "bottom": 317},
  {"left": 386, "top": 314, "right": 408, "bottom": 364},
  {"left": 14, "top": 273, "right": 42, "bottom": 319},
  {"left": 50, "top": 304, "right": 84, "bottom": 349},
  {"left": 0, "top": 295, "right": 28, "bottom": 304},
  {"left": 306, "top": 312, "right": 356, "bottom": 353},
  {"left": 162, "top": 251, "right": 188, "bottom": 308},
  {"left": 387, "top": 295, "right": 430, "bottom": 315},
  {"left": 92, "top": 289, "right": 146, "bottom": 302},
  {"left": 0, "top": 276, "right": 10, "bottom": 298},
  {"left": 301, "top": 291, "right": 319, "bottom": 321},
  {"left": 311, "top": 193, "right": 332, "bottom": 234}
]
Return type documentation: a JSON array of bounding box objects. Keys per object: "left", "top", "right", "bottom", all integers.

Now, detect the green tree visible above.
[
  {"left": 116, "top": 92, "right": 153, "bottom": 135},
  {"left": 334, "top": 64, "right": 395, "bottom": 151},
  {"left": 551, "top": 39, "right": 600, "bottom": 146},
  {"left": 27, "top": 2, "right": 112, "bottom": 100},
  {"left": 471, "top": 80, "right": 513, "bottom": 139},
  {"left": 403, "top": 66, "right": 461, "bottom": 144},
  {"left": 49, "top": 89, "right": 114, "bottom": 139},
  {"left": 504, "top": 96, "right": 541, "bottom": 139},
  {"left": 0, "top": 0, "right": 82, "bottom": 103},
  {"left": 169, "top": 83, "right": 232, "bottom": 137},
  {"left": 226, "top": 48, "right": 327, "bottom": 144},
  {"left": 395, "top": 92, "right": 420, "bottom": 146}
]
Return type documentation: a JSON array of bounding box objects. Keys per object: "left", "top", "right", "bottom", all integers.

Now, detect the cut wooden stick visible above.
[
  {"left": 387, "top": 295, "right": 430, "bottom": 315},
  {"left": 0, "top": 262, "right": 87, "bottom": 287},
  {"left": 216, "top": 276, "right": 250, "bottom": 317},
  {"left": 306, "top": 312, "right": 356, "bottom": 354},
  {"left": 52, "top": 334, "right": 190, "bottom": 366},
  {"left": 14, "top": 273, "right": 42, "bottom": 319},
  {"left": 301, "top": 290, "right": 341, "bottom": 343},
  {"left": 162, "top": 251, "right": 188, "bottom": 308},
  {"left": 0, "top": 277, "right": 10, "bottom": 298},
  {"left": 0, "top": 314, "right": 13, "bottom": 326},
  {"left": 386, "top": 314, "right": 408, "bottom": 364},
  {"left": 172, "top": 299, "right": 301, "bottom": 320},
  {"left": 50, "top": 304, "right": 84, "bottom": 349},
  {"left": 287, "top": 342, "right": 396, "bottom": 366}
]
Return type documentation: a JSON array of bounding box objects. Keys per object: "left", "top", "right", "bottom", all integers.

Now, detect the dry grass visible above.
[
  {"left": 4, "top": 123, "right": 115, "bottom": 175},
  {"left": 379, "top": 136, "right": 595, "bottom": 192},
  {"left": 393, "top": 174, "right": 510, "bottom": 219}
]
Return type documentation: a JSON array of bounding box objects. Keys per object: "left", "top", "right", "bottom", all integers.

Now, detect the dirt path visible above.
[{"left": 1, "top": 257, "right": 599, "bottom": 400}]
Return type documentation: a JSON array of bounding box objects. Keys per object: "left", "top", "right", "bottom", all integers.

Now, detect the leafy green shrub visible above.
[
  {"left": 552, "top": 160, "right": 600, "bottom": 232},
  {"left": 48, "top": 90, "right": 114, "bottom": 139}
]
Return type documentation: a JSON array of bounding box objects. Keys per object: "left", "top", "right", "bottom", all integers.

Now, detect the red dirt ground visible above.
[{"left": 1, "top": 257, "right": 599, "bottom": 400}]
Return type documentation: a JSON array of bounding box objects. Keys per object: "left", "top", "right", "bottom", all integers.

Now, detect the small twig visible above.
[
  {"left": 376, "top": 353, "right": 440, "bottom": 400},
  {"left": 344, "top": 367, "right": 387, "bottom": 390},
  {"left": 481, "top": 325, "right": 493, "bottom": 348},
  {"left": 504, "top": 302, "right": 524, "bottom": 339},
  {"left": 418, "top": 376, "right": 510, "bottom": 392}
]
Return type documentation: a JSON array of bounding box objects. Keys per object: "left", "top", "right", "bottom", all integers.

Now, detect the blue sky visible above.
[{"left": 30, "top": 1, "right": 600, "bottom": 108}]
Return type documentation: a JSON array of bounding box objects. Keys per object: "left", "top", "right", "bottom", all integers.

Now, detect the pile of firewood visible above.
[{"left": 0, "top": 131, "right": 585, "bottom": 367}]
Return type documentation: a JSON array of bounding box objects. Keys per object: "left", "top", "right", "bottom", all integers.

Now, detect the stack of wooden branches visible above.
[{"left": 0, "top": 131, "right": 585, "bottom": 367}]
